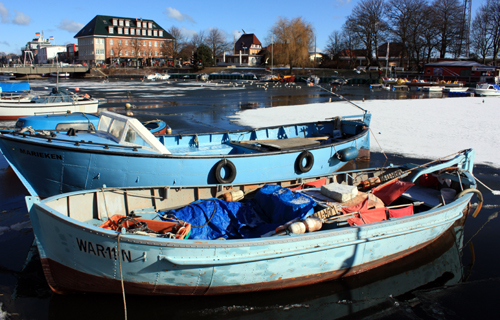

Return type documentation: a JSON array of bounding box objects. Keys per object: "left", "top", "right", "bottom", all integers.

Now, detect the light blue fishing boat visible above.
[
  {"left": 25, "top": 149, "right": 482, "bottom": 295},
  {"left": 0, "top": 107, "right": 371, "bottom": 198}
]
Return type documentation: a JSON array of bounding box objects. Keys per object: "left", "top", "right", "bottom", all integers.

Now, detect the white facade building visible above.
[{"left": 38, "top": 46, "right": 67, "bottom": 64}]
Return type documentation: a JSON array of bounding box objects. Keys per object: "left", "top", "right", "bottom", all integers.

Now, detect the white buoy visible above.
[
  {"left": 303, "top": 217, "right": 322, "bottom": 232},
  {"left": 288, "top": 222, "right": 306, "bottom": 234}
]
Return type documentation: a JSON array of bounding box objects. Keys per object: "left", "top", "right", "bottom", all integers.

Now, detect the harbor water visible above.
[{"left": 0, "top": 78, "right": 499, "bottom": 319}]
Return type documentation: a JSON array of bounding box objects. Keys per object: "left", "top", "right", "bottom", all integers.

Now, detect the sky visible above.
[
  {"left": 231, "top": 97, "right": 500, "bottom": 168},
  {"left": 0, "top": 0, "right": 485, "bottom": 56}
]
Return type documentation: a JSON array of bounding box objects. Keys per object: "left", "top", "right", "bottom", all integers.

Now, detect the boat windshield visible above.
[
  {"left": 97, "top": 112, "right": 171, "bottom": 154},
  {"left": 98, "top": 115, "right": 126, "bottom": 140},
  {"left": 124, "top": 127, "right": 149, "bottom": 147}
]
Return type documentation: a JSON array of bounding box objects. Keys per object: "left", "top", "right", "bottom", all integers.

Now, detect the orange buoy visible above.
[{"left": 74, "top": 87, "right": 80, "bottom": 91}]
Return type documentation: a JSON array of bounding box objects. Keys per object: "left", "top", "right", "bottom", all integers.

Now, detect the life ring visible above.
[
  {"left": 296, "top": 151, "right": 314, "bottom": 173},
  {"left": 214, "top": 159, "right": 237, "bottom": 184}
]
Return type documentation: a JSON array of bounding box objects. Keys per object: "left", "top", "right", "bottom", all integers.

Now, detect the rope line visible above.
[{"left": 117, "top": 233, "right": 128, "bottom": 320}]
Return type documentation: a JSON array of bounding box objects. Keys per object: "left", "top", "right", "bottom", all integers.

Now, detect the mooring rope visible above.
[
  {"left": 117, "top": 232, "right": 128, "bottom": 320},
  {"left": 368, "top": 127, "right": 388, "bottom": 160}
]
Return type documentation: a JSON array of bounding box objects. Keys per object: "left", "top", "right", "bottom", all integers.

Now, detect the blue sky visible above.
[{"left": 0, "top": 0, "right": 484, "bottom": 55}]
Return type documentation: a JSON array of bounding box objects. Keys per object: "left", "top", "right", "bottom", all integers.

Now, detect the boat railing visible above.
[{"left": 11, "top": 131, "right": 144, "bottom": 151}]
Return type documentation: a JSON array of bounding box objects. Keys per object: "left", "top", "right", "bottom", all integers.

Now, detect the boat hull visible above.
[
  {"left": 0, "top": 128, "right": 369, "bottom": 198},
  {"left": 474, "top": 90, "right": 500, "bottom": 96},
  {"left": 0, "top": 100, "right": 99, "bottom": 120},
  {"left": 29, "top": 193, "right": 469, "bottom": 295}
]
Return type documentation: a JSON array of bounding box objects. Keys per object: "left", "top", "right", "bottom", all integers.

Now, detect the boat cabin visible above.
[{"left": 96, "top": 111, "right": 170, "bottom": 154}]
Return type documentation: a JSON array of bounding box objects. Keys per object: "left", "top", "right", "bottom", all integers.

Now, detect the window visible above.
[
  {"left": 124, "top": 29, "right": 129, "bottom": 35},
  {"left": 125, "top": 40, "right": 128, "bottom": 45},
  {"left": 160, "top": 42, "right": 163, "bottom": 47},
  {"left": 131, "top": 50, "right": 135, "bottom": 56},
  {"left": 125, "top": 127, "right": 151, "bottom": 148},
  {"left": 98, "top": 115, "right": 113, "bottom": 132},
  {"left": 149, "top": 41, "right": 152, "bottom": 46},
  {"left": 131, "top": 40, "right": 135, "bottom": 46},
  {"left": 118, "top": 28, "right": 122, "bottom": 34},
  {"left": 110, "top": 39, "right": 113, "bottom": 45},
  {"left": 119, "top": 20, "right": 123, "bottom": 26},
  {"left": 119, "top": 50, "right": 122, "bottom": 56},
  {"left": 147, "top": 30, "right": 152, "bottom": 36},
  {"left": 154, "top": 41, "right": 157, "bottom": 47},
  {"left": 108, "top": 26, "right": 114, "bottom": 34},
  {"left": 130, "top": 29, "right": 135, "bottom": 35},
  {"left": 142, "top": 22, "right": 147, "bottom": 28},
  {"left": 108, "top": 119, "right": 126, "bottom": 140},
  {"left": 112, "top": 19, "right": 117, "bottom": 26},
  {"left": 125, "top": 20, "right": 130, "bottom": 27},
  {"left": 125, "top": 50, "right": 128, "bottom": 56},
  {"left": 148, "top": 22, "right": 152, "bottom": 28},
  {"left": 142, "top": 29, "right": 146, "bottom": 36},
  {"left": 155, "top": 51, "right": 157, "bottom": 56},
  {"left": 153, "top": 30, "right": 157, "bottom": 36},
  {"left": 110, "top": 49, "right": 114, "bottom": 55},
  {"left": 119, "top": 40, "right": 122, "bottom": 45},
  {"left": 159, "top": 30, "right": 163, "bottom": 37},
  {"left": 143, "top": 40, "right": 146, "bottom": 46}
]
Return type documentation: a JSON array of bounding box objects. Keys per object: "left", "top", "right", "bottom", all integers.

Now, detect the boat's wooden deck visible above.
[{"left": 230, "top": 137, "right": 327, "bottom": 152}]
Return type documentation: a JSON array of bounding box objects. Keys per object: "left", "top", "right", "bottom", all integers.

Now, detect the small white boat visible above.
[
  {"left": 145, "top": 73, "right": 170, "bottom": 81},
  {"left": 306, "top": 75, "right": 320, "bottom": 85},
  {"left": 0, "top": 88, "right": 99, "bottom": 120},
  {"left": 422, "top": 86, "right": 444, "bottom": 92},
  {"left": 49, "top": 72, "right": 70, "bottom": 78},
  {"left": 442, "top": 87, "right": 469, "bottom": 93},
  {"left": 196, "top": 73, "right": 209, "bottom": 81},
  {"left": 474, "top": 83, "right": 500, "bottom": 96}
]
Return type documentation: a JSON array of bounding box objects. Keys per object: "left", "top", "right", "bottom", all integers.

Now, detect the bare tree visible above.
[
  {"left": 324, "top": 30, "right": 344, "bottom": 68},
  {"left": 206, "top": 28, "right": 231, "bottom": 66},
  {"left": 166, "top": 26, "right": 185, "bottom": 66},
  {"left": 190, "top": 30, "right": 206, "bottom": 47},
  {"left": 403, "top": 1, "right": 433, "bottom": 69},
  {"left": 471, "top": 4, "right": 493, "bottom": 63},
  {"left": 344, "top": 0, "right": 388, "bottom": 66},
  {"left": 131, "top": 38, "right": 142, "bottom": 68},
  {"left": 387, "top": 0, "right": 427, "bottom": 68},
  {"left": 486, "top": 0, "right": 500, "bottom": 65},
  {"left": 114, "top": 40, "right": 124, "bottom": 66},
  {"left": 269, "top": 16, "right": 315, "bottom": 72},
  {"left": 430, "top": 0, "right": 464, "bottom": 58}
]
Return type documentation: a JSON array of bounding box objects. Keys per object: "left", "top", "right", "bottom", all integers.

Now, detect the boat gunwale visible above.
[
  {"left": 32, "top": 190, "right": 471, "bottom": 250},
  {"left": 0, "top": 127, "right": 370, "bottom": 159},
  {"left": 0, "top": 97, "right": 99, "bottom": 107}
]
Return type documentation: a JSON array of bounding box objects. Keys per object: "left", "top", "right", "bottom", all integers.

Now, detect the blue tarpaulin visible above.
[
  {"left": 0, "top": 82, "right": 30, "bottom": 93},
  {"left": 159, "top": 184, "right": 316, "bottom": 239}
]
